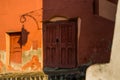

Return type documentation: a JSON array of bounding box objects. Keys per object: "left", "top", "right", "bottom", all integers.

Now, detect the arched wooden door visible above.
[{"left": 43, "top": 20, "right": 77, "bottom": 68}]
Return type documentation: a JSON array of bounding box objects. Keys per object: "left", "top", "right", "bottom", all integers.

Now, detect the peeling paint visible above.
[
  {"left": 22, "top": 48, "right": 42, "bottom": 65},
  {"left": 0, "top": 48, "right": 42, "bottom": 73},
  {"left": 22, "top": 55, "right": 41, "bottom": 71}
]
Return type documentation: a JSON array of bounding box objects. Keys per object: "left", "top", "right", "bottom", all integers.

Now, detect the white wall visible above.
[{"left": 86, "top": 0, "right": 120, "bottom": 80}]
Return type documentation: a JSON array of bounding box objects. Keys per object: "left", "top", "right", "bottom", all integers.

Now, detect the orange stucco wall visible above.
[
  {"left": 0, "top": 0, "right": 43, "bottom": 72},
  {"left": 0, "top": 0, "right": 42, "bottom": 50}
]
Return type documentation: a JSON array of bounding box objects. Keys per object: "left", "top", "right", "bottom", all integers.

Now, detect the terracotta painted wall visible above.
[
  {"left": 0, "top": 0, "right": 43, "bottom": 73},
  {"left": 43, "top": 0, "right": 115, "bottom": 66}
]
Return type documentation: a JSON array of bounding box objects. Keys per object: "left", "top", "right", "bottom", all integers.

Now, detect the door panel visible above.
[
  {"left": 60, "top": 22, "right": 76, "bottom": 68},
  {"left": 43, "top": 20, "right": 77, "bottom": 68},
  {"left": 44, "top": 23, "right": 60, "bottom": 67},
  {"left": 10, "top": 33, "right": 22, "bottom": 64}
]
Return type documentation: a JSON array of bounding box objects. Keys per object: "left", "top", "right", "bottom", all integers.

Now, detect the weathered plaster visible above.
[
  {"left": 0, "top": 50, "right": 6, "bottom": 73},
  {"left": 22, "top": 48, "right": 42, "bottom": 65},
  {"left": 0, "top": 50, "right": 6, "bottom": 64},
  {"left": 0, "top": 0, "right": 43, "bottom": 73},
  {"left": 0, "top": 48, "right": 43, "bottom": 73}
]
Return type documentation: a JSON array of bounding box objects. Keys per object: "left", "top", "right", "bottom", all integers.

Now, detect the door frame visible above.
[{"left": 6, "top": 31, "right": 22, "bottom": 66}]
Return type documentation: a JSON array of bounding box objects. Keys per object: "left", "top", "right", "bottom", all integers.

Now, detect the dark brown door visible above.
[
  {"left": 43, "top": 20, "right": 77, "bottom": 68},
  {"left": 10, "top": 32, "right": 22, "bottom": 64}
]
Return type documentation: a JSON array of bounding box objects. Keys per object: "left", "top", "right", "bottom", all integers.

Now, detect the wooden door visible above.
[
  {"left": 60, "top": 22, "right": 77, "bottom": 68},
  {"left": 43, "top": 23, "right": 60, "bottom": 67},
  {"left": 43, "top": 20, "right": 77, "bottom": 68},
  {"left": 10, "top": 32, "right": 22, "bottom": 64}
]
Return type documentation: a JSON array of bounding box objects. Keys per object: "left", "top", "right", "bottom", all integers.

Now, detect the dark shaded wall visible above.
[
  {"left": 43, "top": 0, "right": 115, "bottom": 65},
  {"left": 108, "top": 0, "right": 118, "bottom": 4}
]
